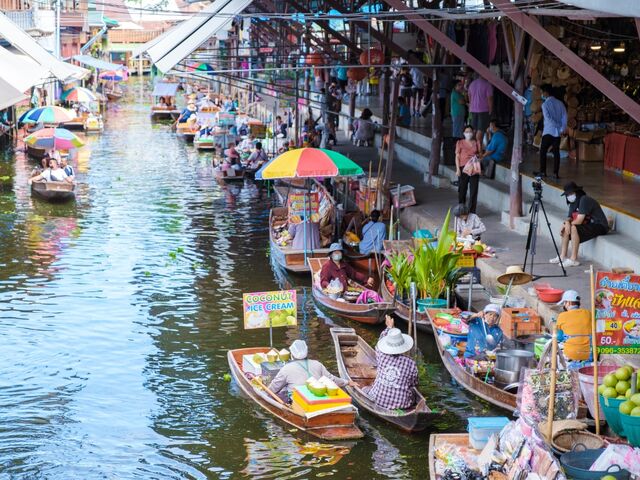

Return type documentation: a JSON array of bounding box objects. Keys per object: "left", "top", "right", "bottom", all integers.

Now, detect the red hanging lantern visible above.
[
  {"left": 359, "top": 48, "right": 384, "bottom": 66},
  {"left": 347, "top": 67, "right": 367, "bottom": 81},
  {"left": 305, "top": 52, "right": 324, "bottom": 66}
]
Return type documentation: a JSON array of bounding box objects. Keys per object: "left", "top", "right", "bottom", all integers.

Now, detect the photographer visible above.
[{"left": 550, "top": 182, "right": 609, "bottom": 267}]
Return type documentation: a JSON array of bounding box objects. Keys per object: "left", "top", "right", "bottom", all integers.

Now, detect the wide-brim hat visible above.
[
  {"left": 377, "top": 328, "right": 414, "bottom": 355},
  {"left": 328, "top": 242, "right": 343, "bottom": 254},
  {"left": 561, "top": 181, "right": 583, "bottom": 196},
  {"left": 497, "top": 265, "right": 533, "bottom": 286},
  {"left": 187, "top": 104, "right": 197, "bottom": 111}
]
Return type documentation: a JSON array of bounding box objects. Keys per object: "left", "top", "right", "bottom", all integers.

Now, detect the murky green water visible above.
[{"left": 0, "top": 78, "right": 503, "bottom": 479}]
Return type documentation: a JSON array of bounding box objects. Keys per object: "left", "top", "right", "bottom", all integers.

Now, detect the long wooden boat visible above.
[
  {"left": 330, "top": 327, "right": 441, "bottom": 432},
  {"left": 379, "top": 273, "right": 432, "bottom": 333},
  {"left": 105, "top": 90, "right": 123, "bottom": 101},
  {"left": 31, "top": 181, "right": 75, "bottom": 202},
  {"left": 214, "top": 166, "right": 244, "bottom": 183},
  {"left": 269, "top": 207, "right": 331, "bottom": 274},
  {"left": 429, "top": 434, "right": 476, "bottom": 479},
  {"left": 309, "top": 258, "right": 391, "bottom": 325},
  {"left": 194, "top": 138, "right": 215, "bottom": 150},
  {"left": 150, "top": 107, "right": 180, "bottom": 120},
  {"left": 227, "top": 347, "right": 363, "bottom": 440},
  {"left": 26, "top": 144, "right": 46, "bottom": 159},
  {"left": 61, "top": 117, "right": 85, "bottom": 130},
  {"left": 433, "top": 324, "right": 516, "bottom": 412},
  {"left": 84, "top": 116, "right": 104, "bottom": 133},
  {"left": 176, "top": 123, "right": 197, "bottom": 142}
]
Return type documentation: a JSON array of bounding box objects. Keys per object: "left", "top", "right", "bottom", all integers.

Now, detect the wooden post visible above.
[
  {"left": 429, "top": 69, "right": 442, "bottom": 183},
  {"left": 546, "top": 322, "right": 558, "bottom": 442},
  {"left": 510, "top": 70, "right": 524, "bottom": 224},
  {"left": 590, "top": 265, "right": 600, "bottom": 435},
  {"left": 381, "top": 67, "right": 391, "bottom": 136},
  {"left": 294, "top": 69, "right": 300, "bottom": 146},
  {"left": 384, "top": 75, "right": 400, "bottom": 190}
]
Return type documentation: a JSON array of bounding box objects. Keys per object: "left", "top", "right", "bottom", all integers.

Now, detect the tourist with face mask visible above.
[
  {"left": 535, "top": 84, "right": 567, "bottom": 180},
  {"left": 481, "top": 119, "right": 507, "bottom": 179},
  {"left": 455, "top": 125, "right": 482, "bottom": 214},
  {"left": 555, "top": 290, "right": 592, "bottom": 364},
  {"left": 550, "top": 182, "right": 608, "bottom": 267},
  {"left": 320, "top": 243, "right": 374, "bottom": 292}
]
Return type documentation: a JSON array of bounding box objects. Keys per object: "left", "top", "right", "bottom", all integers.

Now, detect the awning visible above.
[
  {"left": 151, "top": 82, "right": 179, "bottom": 97},
  {"left": 131, "top": 27, "right": 173, "bottom": 59},
  {"left": 555, "top": 0, "right": 636, "bottom": 16},
  {"left": 144, "top": 0, "right": 254, "bottom": 73},
  {"left": 0, "top": 77, "right": 27, "bottom": 110},
  {"left": 0, "top": 45, "right": 51, "bottom": 91},
  {"left": 73, "top": 54, "right": 125, "bottom": 71},
  {"left": 0, "top": 12, "right": 89, "bottom": 82}
]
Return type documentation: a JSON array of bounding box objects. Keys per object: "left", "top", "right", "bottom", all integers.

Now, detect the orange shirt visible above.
[
  {"left": 557, "top": 308, "right": 592, "bottom": 361},
  {"left": 455, "top": 139, "right": 480, "bottom": 167}
]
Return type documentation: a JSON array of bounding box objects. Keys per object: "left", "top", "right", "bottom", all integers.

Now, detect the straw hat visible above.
[
  {"left": 187, "top": 103, "right": 197, "bottom": 112},
  {"left": 497, "top": 266, "right": 533, "bottom": 286},
  {"left": 377, "top": 328, "right": 414, "bottom": 355}
]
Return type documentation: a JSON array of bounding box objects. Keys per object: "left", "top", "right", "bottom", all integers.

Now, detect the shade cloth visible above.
[
  {"left": 72, "top": 55, "right": 125, "bottom": 71},
  {"left": 151, "top": 82, "right": 179, "bottom": 97}
]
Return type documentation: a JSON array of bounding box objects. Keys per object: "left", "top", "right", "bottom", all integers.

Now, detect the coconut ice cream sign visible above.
[{"left": 243, "top": 290, "right": 297, "bottom": 330}]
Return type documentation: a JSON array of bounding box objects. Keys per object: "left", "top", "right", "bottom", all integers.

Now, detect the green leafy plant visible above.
[
  {"left": 411, "top": 209, "right": 461, "bottom": 300},
  {"left": 386, "top": 251, "right": 413, "bottom": 300}
]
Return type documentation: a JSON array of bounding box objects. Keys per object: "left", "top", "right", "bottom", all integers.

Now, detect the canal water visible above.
[{"left": 0, "top": 78, "right": 503, "bottom": 479}]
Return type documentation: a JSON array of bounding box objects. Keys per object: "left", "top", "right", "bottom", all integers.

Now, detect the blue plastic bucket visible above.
[
  {"left": 416, "top": 298, "right": 448, "bottom": 312},
  {"left": 600, "top": 395, "right": 626, "bottom": 437}
]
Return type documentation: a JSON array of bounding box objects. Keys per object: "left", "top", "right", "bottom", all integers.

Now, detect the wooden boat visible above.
[
  {"left": 429, "top": 434, "right": 476, "bottom": 479},
  {"left": 26, "top": 144, "right": 46, "bottom": 159},
  {"left": 227, "top": 347, "right": 363, "bottom": 440},
  {"left": 214, "top": 166, "right": 244, "bottom": 182},
  {"left": 433, "top": 323, "right": 517, "bottom": 412},
  {"left": 61, "top": 117, "right": 85, "bottom": 130},
  {"left": 176, "top": 123, "right": 197, "bottom": 142},
  {"left": 330, "top": 327, "right": 441, "bottom": 432},
  {"left": 379, "top": 274, "right": 433, "bottom": 332},
  {"left": 194, "top": 138, "right": 215, "bottom": 150},
  {"left": 309, "top": 258, "right": 392, "bottom": 325},
  {"left": 84, "top": 116, "right": 104, "bottom": 133},
  {"left": 269, "top": 207, "right": 331, "bottom": 273},
  {"left": 150, "top": 106, "right": 180, "bottom": 120},
  {"left": 30, "top": 181, "right": 75, "bottom": 202},
  {"left": 105, "top": 89, "right": 123, "bottom": 101}
]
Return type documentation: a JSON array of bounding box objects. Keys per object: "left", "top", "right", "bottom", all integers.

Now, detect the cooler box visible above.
[
  {"left": 467, "top": 417, "right": 510, "bottom": 450},
  {"left": 242, "top": 354, "right": 264, "bottom": 375},
  {"left": 260, "top": 361, "right": 284, "bottom": 384},
  {"left": 499, "top": 308, "right": 541, "bottom": 339},
  {"left": 291, "top": 385, "right": 351, "bottom": 413}
]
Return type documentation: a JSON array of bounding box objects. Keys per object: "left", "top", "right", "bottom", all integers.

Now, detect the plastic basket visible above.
[
  {"left": 620, "top": 412, "right": 640, "bottom": 447},
  {"left": 416, "top": 298, "right": 447, "bottom": 312},
  {"left": 467, "top": 417, "right": 509, "bottom": 450},
  {"left": 577, "top": 365, "right": 618, "bottom": 420},
  {"left": 600, "top": 395, "right": 626, "bottom": 436}
]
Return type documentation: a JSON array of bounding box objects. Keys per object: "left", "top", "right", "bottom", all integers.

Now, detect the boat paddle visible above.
[{"left": 253, "top": 376, "right": 287, "bottom": 406}]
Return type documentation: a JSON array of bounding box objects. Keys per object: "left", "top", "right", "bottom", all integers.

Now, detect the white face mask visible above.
[
  {"left": 331, "top": 253, "right": 342, "bottom": 262},
  {"left": 566, "top": 194, "right": 577, "bottom": 203},
  {"left": 464, "top": 132, "right": 474, "bottom": 140}
]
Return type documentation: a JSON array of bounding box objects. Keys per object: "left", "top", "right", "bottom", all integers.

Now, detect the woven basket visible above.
[{"left": 552, "top": 429, "right": 604, "bottom": 453}]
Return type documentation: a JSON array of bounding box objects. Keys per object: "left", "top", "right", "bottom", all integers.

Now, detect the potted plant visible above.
[
  {"left": 412, "top": 209, "right": 461, "bottom": 310},
  {"left": 385, "top": 251, "right": 413, "bottom": 302}
]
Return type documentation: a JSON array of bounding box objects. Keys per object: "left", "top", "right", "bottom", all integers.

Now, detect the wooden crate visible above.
[
  {"left": 390, "top": 185, "right": 416, "bottom": 209},
  {"left": 499, "top": 308, "right": 541, "bottom": 339}
]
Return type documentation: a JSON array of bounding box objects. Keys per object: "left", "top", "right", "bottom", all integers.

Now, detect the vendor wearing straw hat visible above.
[
  {"left": 364, "top": 315, "right": 418, "bottom": 409},
  {"left": 177, "top": 101, "right": 197, "bottom": 124},
  {"left": 320, "top": 243, "right": 374, "bottom": 292}
]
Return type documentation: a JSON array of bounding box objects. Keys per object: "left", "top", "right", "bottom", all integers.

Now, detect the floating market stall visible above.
[
  {"left": 19, "top": 107, "right": 77, "bottom": 159},
  {"left": 150, "top": 81, "right": 180, "bottom": 120},
  {"left": 60, "top": 86, "right": 103, "bottom": 132}
]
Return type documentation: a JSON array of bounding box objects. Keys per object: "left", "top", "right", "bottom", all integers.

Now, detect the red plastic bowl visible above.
[{"left": 537, "top": 288, "right": 564, "bottom": 303}]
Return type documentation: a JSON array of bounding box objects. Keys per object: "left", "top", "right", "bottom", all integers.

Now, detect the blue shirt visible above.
[
  {"left": 485, "top": 130, "right": 508, "bottom": 162},
  {"left": 64, "top": 165, "right": 74, "bottom": 177},
  {"left": 541, "top": 96, "right": 567, "bottom": 137},
  {"left": 337, "top": 67, "right": 347, "bottom": 81},
  {"left": 359, "top": 221, "right": 387, "bottom": 254},
  {"left": 464, "top": 318, "right": 504, "bottom": 358}
]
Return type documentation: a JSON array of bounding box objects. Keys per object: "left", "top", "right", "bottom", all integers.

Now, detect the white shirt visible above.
[{"left": 41, "top": 168, "right": 68, "bottom": 182}]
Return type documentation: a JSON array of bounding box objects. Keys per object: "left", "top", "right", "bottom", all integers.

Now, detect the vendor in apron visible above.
[
  {"left": 556, "top": 290, "right": 592, "bottom": 367},
  {"left": 268, "top": 340, "right": 353, "bottom": 402}
]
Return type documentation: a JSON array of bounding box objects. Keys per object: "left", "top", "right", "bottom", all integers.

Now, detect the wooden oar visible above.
[{"left": 253, "top": 376, "right": 286, "bottom": 406}]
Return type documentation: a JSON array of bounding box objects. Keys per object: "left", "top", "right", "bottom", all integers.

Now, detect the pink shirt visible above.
[
  {"left": 456, "top": 139, "right": 481, "bottom": 166},
  {"left": 468, "top": 78, "right": 493, "bottom": 113}
]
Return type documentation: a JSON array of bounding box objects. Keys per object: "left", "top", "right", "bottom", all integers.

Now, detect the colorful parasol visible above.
[
  {"left": 256, "top": 148, "right": 364, "bottom": 179},
  {"left": 99, "top": 70, "right": 127, "bottom": 81},
  {"left": 187, "top": 62, "right": 215, "bottom": 73},
  {"left": 61, "top": 86, "right": 98, "bottom": 103},
  {"left": 24, "top": 128, "right": 85, "bottom": 150},
  {"left": 19, "top": 106, "right": 76, "bottom": 125}
]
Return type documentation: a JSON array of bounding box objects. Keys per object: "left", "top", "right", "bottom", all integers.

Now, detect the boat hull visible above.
[
  {"left": 30, "top": 181, "right": 75, "bottom": 202},
  {"left": 379, "top": 274, "right": 432, "bottom": 332},
  {"left": 227, "top": 347, "right": 363, "bottom": 440}
]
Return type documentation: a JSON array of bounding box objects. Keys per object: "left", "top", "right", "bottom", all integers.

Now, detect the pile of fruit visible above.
[
  {"left": 306, "top": 376, "right": 340, "bottom": 397},
  {"left": 598, "top": 366, "right": 638, "bottom": 402},
  {"left": 456, "top": 240, "right": 487, "bottom": 254}
]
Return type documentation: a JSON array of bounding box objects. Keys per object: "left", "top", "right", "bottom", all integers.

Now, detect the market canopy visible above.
[
  {"left": 256, "top": 148, "right": 364, "bottom": 180},
  {"left": 0, "top": 77, "right": 26, "bottom": 110},
  {"left": 0, "top": 12, "right": 89, "bottom": 82},
  {"left": 151, "top": 82, "right": 179, "bottom": 97},
  {"left": 72, "top": 55, "right": 126, "bottom": 71},
  {"left": 0, "top": 45, "right": 50, "bottom": 91},
  {"left": 139, "top": 0, "right": 253, "bottom": 73}
]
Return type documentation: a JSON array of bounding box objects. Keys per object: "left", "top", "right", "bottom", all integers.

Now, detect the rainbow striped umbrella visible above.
[
  {"left": 61, "top": 86, "right": 98, "bottom": 103},
  {"left": 24, "top": 128, "right": 85, "bottom": 150},
  {"left": 19, "top": 106, "right": 76, "bottom": 125},
  {"left": 187, "top": 62, "right": 215, "bottom": 73},
  {"left": 99, "top": 70, "right": 127, "bottom": 81},
  {"left": 255, "top": 148, "right": 363, "bottom": 179}
]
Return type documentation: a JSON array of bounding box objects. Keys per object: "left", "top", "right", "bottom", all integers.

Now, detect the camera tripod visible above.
[{"left": 522, "top": 182, "right": 567, "bottom": 280}]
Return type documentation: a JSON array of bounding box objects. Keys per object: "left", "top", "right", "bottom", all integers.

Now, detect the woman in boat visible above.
[
  {"left": 556, "top": 290, "right": 592, "bottom": 366},
  {"left": 320, "top": 243, "right": 374, "bottom": 292},
  {"left": 359, "top": 210, "right": 386, "bottom": 255},
  {"left": 453, "top": 203, "right": 486, "bottom": 241},
  {"left": 364, "top": 315, "right": 418, "bottom": 409},
  {"left": 268, "top": 339, "right": 352, "bottom": 402},
  {"left": 463, "top": 304, "right": 504, "bottom": 359},
  {"left": 288, "top": 215, "right": 321, "bottom": 251},
  {"left": 247, "top": 142, "right": 268, "bottom": 170},
  {"left": 177, "top": 103, "right": 197, "bottom": 124},
  {"left": 28, "top": 158, "right": 73, "bottom": 184}
]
